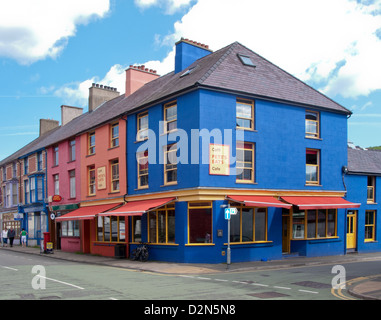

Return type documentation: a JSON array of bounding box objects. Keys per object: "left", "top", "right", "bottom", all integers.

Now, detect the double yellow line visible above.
[{"left": 331, "top": 274, "right": 381, "bottom": 300}]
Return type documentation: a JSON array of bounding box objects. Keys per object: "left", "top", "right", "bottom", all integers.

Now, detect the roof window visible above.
[
  {"left": 238, "top": 54, "right": 256, "bottom": 68},
  {"left": 180, "top": 66, "right": 196, "bottom": 78}
]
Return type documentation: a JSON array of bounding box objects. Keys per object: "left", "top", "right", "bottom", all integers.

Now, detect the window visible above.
[
  {"left": 306, "top": 149, "right": 320, "bottom": 185},
  {"left": 229, "top": 203, "right": 268, "bottom": 243},
  {"left": 37, "top": 152, "right": 43, "bottom": 171},
  {"left": 30, "top": 177, "right": 36, "bottom": 202},
  {"left": 305, "top": 111, "right": 320, "bottom": 138},
  {"left": 24, "top": 158, "right": 28, "bottom": 175},
  {"left": 238, "top": 54, "right": 256, "bottom": 67},
  {"left": 132, "top": 216, "right": 142, "bottom": 243},
  {"left": 88, "top": 165, "right": 95, "bottom": 196},
  {"left": 137, "top": 150, "right": 149, "bottom": 189},
  {"left": 148, "top": 203, "right": 176, "bottom": 244},
  {"left": 236, "top": 99, "right": 254, "bottom": 130},
  {"left": 164, "top": 101, "right": 177, "bottom": 133},
  {"left": 236, "top": 142, "right": 254, "bottom": 183},
  {"left": 24, "top": 180, "right": 29, "bottom": 204},
  {"left": 61, "top": 221, "right": 80, "bottom": 237},
  {"left": 53, "top": 146, "right": 59, "bottom": 166},
  {"left": 293, "top": 209, "right": 337, "bottom": 239},
  {"left": 110, "top": 159, "right": 119, "bottom": 192},
  {"left": 164, "top": 144, "right": 177, "bottom": 185},
  {"left": 97, "top": 216, "right": 126, "bottom": 243},
  {"left": 367, "top": 176, "right": 376, "bottom": 203},
  {"left": 53, "top": 174, "right": 59, "bottom": 195},
  {"left": 88, "top": 132, "right": 95, "bottom": 155},
  {"left": 69, "top": 170, "right": 76, "bottom": 198},
  {"left": 110, "top": 123, "right": 119, "bottom": 148},
  {"left": 188, "top": 202, "right": 212, "bottom": 244},
  {"left": 69, "top": 139, "right": 76, "bottom": 162},
  {"left": 137, "top": 112, "right": 149, "bottom": 141},
  {"left": 365, "top": 211, "right": 376, "bottom": 242}
]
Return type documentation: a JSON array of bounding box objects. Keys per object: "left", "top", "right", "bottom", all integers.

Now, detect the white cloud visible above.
[
  {"left": 154, "top": 0, "right": 381, "bottom": 99},
  {"left": 134, "top": 0, "right": 195, "bottom": 14},
  {"left": 0, "top": 0, "right": 110, "bottom": 64}
]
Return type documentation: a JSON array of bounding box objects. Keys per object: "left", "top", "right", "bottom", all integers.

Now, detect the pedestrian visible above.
[
  {"left": 20, "top": 228, "right": 28, "bottom": 247},
  {"left": 7, "top": 227, "right": 15, "bottom": 247},
  {"left": 2, "top": 227, "right": 8, "bottom": 247}
]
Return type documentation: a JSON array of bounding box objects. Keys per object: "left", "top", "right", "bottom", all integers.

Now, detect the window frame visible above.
[
  {"left": 88, "top": 165, "right": 96, "bottom": 196},
  {"left": 236, "top": 98, "right": 255, "bottom": 130},
  {"left": 110, "top": 122, "right": 119, "bottom": 148},
  {"left": 137, "top": 112, "right": 149, "bottom": 141},
  {"left": 147, "top": 203, "right": 176, "bottom": 244},
  {"left": 305, "top": 110, "right": 320, "bottom": 139},
  {"left": 137, "top": 150, "right": 149, "bottom": 189},
  {"left": 306, "top": 149, "right": 320, "bottom": 185},
  {"left": 164, "top": 101, "right": 177, "bottom": 134},
  {"left": 164, "top": 144, "right": 177, "bottom": 186},
  {"left": 96, "top": 216, "right": 126, "bottom": 243},
  {"left": 69, "top": 170, "right": 76, "bottom": 199},
  {"left": 110, "top": 159, "right": 120, "bottom": 193},
  {"left": 365, "top": 210, "right": 376, "bottom": 242},
  {"left": 236, "top": 142, "right": 255, "bottom": 183},
  {"left": 88, "top": 132, "right": 95, "bottom": 155},
  {"left": 69, "top": 139, "right": 76, "bottom": 162},
  {"left": 367, "top": 176, "right": 376, "bottom": 204},
  {"left": 187, "top": 202, "right": 213, "bottom": 245}
]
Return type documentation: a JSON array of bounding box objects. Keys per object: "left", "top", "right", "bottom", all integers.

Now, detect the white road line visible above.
[
  {"left": 109, "top": 297, "right": 118, "bottom": 300},
  {"left": 298, "top": 289, "right": 319, "bottom": 294},
  {"left": 214, "top": 279, "right": 229, "bottom": 282},
  {"left": 36, "top": 275, "right": 84, "bottom": 290},
  {"left": 197, "top": 277, "right": 211, "bottom": 280},
  {"left": 251, "top": 283, "right": 269, "bottom": 287},
  {"left": 1, "top": 266, "right": 18, "bottom": 271},
  {"left": 273, "top": 286, "right": 291, "bottom": 290}
]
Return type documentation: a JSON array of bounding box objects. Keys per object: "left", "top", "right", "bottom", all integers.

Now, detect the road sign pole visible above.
[{"left": 227, "top": 204, "right": 231, "bottom": 269}]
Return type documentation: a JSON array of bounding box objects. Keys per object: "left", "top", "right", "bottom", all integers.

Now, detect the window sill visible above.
[
  {"left": 236, "top": 127, "right": 257, "bottom": 132},
  {"left": 107, "top": 146, "right": 120, "bottom": 151},
  {"left": 223, "top": 241, "right": 273, "bottom": 245},
  {"left": 185, "top": 243, "right": 215, "bottom": 246},
  {"left": 135, "top": 186, "right": 149, "bottom": 191},
  {"left": 367, "top": 201, "right": 377, "bottom": 205},
  {"left": 161, "top": 182, "right": 178, "bottom": 187},
  {"left": 305, "top": 136, "right": 322, "bottom": 141},
  {"left": 305, "top": 183, "right": 322, "bottom": 187},
  {"left": 236, "top": 180, "right": 257, "bottom": 184}
]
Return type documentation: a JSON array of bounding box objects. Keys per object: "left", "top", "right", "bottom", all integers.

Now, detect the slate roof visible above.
[
  {"left": 1, "top": 41, "right": 351, "bottom": 165},
  {"left": 348, "top": 148, "right": 381, "bottom": 175}
]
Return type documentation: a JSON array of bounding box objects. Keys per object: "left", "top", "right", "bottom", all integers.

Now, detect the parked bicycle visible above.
[{"left": 130, "top": 242, "right": 149, "bottom": 262}]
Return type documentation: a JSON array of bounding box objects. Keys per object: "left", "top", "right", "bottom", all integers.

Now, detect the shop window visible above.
[
  {"left": 164, "top": 101, "right": 177, "bottom": 133},
  {"left": 132, "top": 216, "right": 142, "bottom": 243},
  {"left": 188, "top": 202, "right": 212, "bottom": 244},
  {"left": 148, "top": 204, "right": 175, "bottom": 244},
  {"left": 97, "top": 216, "right": 126, "bottom": 243},
  {"left": 293, "top": 209, "right": 337, "bottom": 239},
  {"left": 61, "top": 220, "right": 80, "bottom": 237},
  {"left": 137, "top": 112, "right": 149, "bottom": 141},
  {"left": 305, "top": 110, "right": 320, "bottom": 138},
  {"left": 230, "top": 205, "right": 268, "bottom": 243},
  {"left": 137, "top": 150, "right": 149, "bottom": 189},
  {"left": 306, "top": 149, "right": 320, "bottom": 185},
  {"left": 236, "top": 99, "right": 254, "bottom": 130},
  {"left": 365, "top": 211, "right": 376, "bottom": 242},
  {"left": 236, "top": 142, "right": 254, "bottom": 183}
]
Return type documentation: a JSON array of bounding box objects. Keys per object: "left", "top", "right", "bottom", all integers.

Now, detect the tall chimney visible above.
[
  {"left": 39, "top": 119, "right": 59, "bottom": 137},
  {"left": 61, "top": 105, "right": 83, "bottom": 126},
  {"left": 175, "top": 38, "right": 212, "bottom": 74},
  {"left": 88, "top": 84, "right": 120, "bottom": 112},
  {"left": 125, "top": 66, "right": 160, "bottom": 97}
]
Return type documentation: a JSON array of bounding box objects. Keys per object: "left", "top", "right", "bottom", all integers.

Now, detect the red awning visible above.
[
  {"left": 227, "top": 195, "right": 292, "bottom": 209},
  {"left": 98, "top": 197, "right": 176, "bottom": 217},
  {"left": 281, "top": 196, "right": 361, "bottom": 210},
  {"left": 55, "top": 203, "right": 122, "bottom": 221}
]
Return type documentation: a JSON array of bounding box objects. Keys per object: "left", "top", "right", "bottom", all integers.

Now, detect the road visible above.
[{"left": 0, "top": 249, "right": 380, "bottom": 301}]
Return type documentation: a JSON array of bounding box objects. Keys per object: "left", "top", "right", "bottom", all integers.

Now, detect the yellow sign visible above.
[
  {"left": 97, "top": 166, "right": 107, "bottom": 190},
  {"left": 209, "top": 144, "right": 230, "bottom": 175},
  {"left": 46, "top": 242, "right": 53, "bottom": 250}
]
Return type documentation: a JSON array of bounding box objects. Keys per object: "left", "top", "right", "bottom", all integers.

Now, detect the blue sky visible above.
[{"left": 0, "top": 0, "right": 380, "bottom": 161}]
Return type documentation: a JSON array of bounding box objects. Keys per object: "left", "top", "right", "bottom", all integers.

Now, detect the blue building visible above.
[{"left": 98, "top": 39, "right": 361, "bottom": 263}]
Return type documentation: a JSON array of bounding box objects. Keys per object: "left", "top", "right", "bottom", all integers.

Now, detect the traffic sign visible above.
[{"left": 224, "top": 208, "right": 237, "bottom": 219}]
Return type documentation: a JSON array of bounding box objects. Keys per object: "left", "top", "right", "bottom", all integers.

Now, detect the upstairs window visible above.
[
  {"left": 164, "top": 144, "right": 177, "bottom": 185},
  {"left": 236, "top": 142, "right": 254, "bottom": 183},
  {"left": 137, "top": 112, "right": 149, "bottom": 141},
  {"left": 88, "top": 165, "right": 96, "bottom": 196},
  {"left": 306, "top": 149, "right": 320, "bottom": 185},
  {"left": 69, "top": 139, "right": 76, "bottom": 162},
  {"left": 236, "top": 99, "right": 254, "bottom": 130},
  {"left": 53, "top": 146, "right": 59, "bottom": 166},
  {"left": 367, "top": 176, "right": 376, "bottom": 203},
  {"left": 305, "top": 111, "right": 320, "bottom": 139},
  {"left": 88, "top": 132, "right": 95, "bottom": 155},
  {"left": 110, "top": 159, "right": 119, "bottom": 192},
  {"left": 110, "top": 123, "right": 119, "bottom": 148},
  {"left": 238, "top": 54, "right": 256, "bottom": 67},
  {"left": 164, "top": 101, "right": 177, "bottom": 133},
  {"left": 137, "top": 150, "right": 149, "bottom": 189}
]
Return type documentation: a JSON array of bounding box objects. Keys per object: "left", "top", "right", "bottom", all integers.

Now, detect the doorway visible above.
[
  {"left": 282, "top": 212, "right": 290, "bottom": 254},
  {"left": 346, "top": 210, "right": 357, "bottom": 251}
]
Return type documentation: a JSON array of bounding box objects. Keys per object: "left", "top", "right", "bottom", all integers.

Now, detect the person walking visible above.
[
  {"left": 20, "top": 228, "right": 28, "bottom": 247},
  {"left": 2, "top": 227, "right": 8, "bottom": 247},
  {"left": 7, "top": 227, "right": 15, "bottom": 247}
]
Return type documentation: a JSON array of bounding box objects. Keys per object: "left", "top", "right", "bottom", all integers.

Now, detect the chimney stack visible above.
[
  {"left": 39, "top": 119, "right": 59, "bottom": 137},
  {"left": 88, "top": 83, "right": 120, "bottom": 112},
  {"left": 175, "top": 38, "right": 212, "bottom": 74},
  {"left": 125, "top": 65, "right": 159, "bottom": 97},
  {"left": 61, "top": 105, "right": 83, "bottom": 126}
]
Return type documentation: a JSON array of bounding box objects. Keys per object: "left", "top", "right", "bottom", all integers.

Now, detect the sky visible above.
[{"left": 0, "top": 0, "right": 380, "bottom": 161}]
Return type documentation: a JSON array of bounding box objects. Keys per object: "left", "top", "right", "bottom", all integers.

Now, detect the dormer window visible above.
[{"left": 238, "top": 54, "right": 256, "bottom": 67}]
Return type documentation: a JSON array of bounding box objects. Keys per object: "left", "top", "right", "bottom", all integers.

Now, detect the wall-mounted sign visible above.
[
  {"left": 97, "top": 166, "right": 107, "bottom": 190},
  {"left": 52, "top": 195, "right": 62, "bottom": 202},
  {"left": 209, "top": 144, "right": 230, "bottom": 176}
]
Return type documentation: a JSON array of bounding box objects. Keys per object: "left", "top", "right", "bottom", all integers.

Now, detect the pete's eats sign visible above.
[{"left": 209, "top": 144, "right": 230, "bottom": 176}]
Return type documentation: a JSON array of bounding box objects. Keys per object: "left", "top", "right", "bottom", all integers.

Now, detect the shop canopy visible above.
[
  {"left": 98, "top": 197, "right": 176, "bottom": 217},
  {"left": 280, "top": 196, "right": 361, "bottom": 210},
  {"left": 226, "top": 195, "right": 292, "bottom": 209},
  {"left": 56, "top": 203, "right": 122, "bottom": 221}
]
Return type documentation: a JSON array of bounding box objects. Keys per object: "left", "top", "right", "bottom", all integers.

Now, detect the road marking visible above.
[
  {"left": 298, "top": 289, "right": 319, "bottom": 294},
  {"left": 1, "top": 266, "right": 18, "bottom": 271},
  {"left": 273, "top": 286, "right": 291, "bottom": 290},
  {"left": 109, "top": 297, "right": 118, "bottom": 300},
  {"left": 251, "top": 283, "right": 269, "bottom": 287},
  {"left": 197, "top": 277, "right": 211, "bottom": 280},
  {"left": 214, "top": 279, "right": 229, "bottom": 282},
  {"left": 36, "top": 275, "right": 84, "bottom": 290}
]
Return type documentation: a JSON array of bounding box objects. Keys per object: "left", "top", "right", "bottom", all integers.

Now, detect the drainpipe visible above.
[{"left": 121, "top": 114, "right": 129, "bottom": 258}]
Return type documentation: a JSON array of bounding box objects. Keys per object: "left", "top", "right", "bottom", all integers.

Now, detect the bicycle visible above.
[{"left": 130, "top": 242, "right": 149, "bottom": 262}]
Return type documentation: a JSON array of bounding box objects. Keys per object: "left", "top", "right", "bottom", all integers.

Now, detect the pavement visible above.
[{"left": 1, "top": 244, "right": 381, "bottom": 300}]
